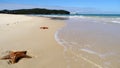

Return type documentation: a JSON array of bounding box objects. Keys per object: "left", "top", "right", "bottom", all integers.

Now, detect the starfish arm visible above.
[
  {"left": 24, "top": 55, "right": 32, "bottom": 58},
  {"left": 0, "top": 55, "right": 10, "bottom": 60}
]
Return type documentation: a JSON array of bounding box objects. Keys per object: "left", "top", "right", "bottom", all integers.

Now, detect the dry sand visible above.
[
  {"left": 0, "top": 14, "right": 67, "bottom": 68},
  {"left": 0, "top": 14, "right": 99, "bottom": 68}
]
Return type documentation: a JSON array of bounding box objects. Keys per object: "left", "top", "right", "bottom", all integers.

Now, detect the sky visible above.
[{"left": 0, "top": 0, "right": 119, "bottom": 14}]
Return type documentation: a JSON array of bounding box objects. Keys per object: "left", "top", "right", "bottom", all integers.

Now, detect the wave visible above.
[{"left": 39, "top": 15, "right": 120, "bottom": 24}]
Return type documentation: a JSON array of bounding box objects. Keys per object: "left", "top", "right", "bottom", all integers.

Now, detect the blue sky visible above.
[{"left": 0, "top": 0, "right": 119, "bottom": 14}]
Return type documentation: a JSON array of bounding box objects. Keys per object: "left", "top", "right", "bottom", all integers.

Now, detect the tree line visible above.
[{"left": 0, "top": 8, "right": 70, "bottom": 14}]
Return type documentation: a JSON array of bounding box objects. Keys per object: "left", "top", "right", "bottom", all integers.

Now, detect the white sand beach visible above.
[
  {"left": 0, "top": 14, "right": 68, "bottom": 68},
  {"left": 0, "top": 14, "right": 113, "bottom": 68}
]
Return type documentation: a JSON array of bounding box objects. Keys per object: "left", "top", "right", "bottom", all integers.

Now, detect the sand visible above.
[
  {"left": 0, "top": 14, "right": 67, "bottom": 68},
  {"left": 0, "top": 14, "right": 101, "bottom": 68}
]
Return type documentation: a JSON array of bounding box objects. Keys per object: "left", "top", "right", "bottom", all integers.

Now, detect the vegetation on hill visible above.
[{"left": 0, "top": 8, "right": 70, "bottom": 14}]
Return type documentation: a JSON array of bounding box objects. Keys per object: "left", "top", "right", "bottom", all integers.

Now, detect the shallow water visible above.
[{"left": 55, "top": 16, "right": 120, "bottom": 68}]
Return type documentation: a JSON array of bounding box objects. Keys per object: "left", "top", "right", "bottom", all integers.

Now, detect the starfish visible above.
[
  {"left": 0, "top": 51, "right": 32, "bottom": 64},
  {"left": 40, "top": 27, "right": 48, "bottom": 29}
]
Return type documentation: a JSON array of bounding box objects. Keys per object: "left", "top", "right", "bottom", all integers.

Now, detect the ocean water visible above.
[{"left": 54, "top": 14, "right": 120, "bottom": 68}]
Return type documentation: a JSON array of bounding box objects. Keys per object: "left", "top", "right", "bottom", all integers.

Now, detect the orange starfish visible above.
[{"left": 0, "top": 51, "right": 32, "bottom": 64}]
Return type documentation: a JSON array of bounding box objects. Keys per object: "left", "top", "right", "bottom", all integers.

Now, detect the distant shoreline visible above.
[{"left": 0, "top": 8, "right": 70, "bottom": 14}]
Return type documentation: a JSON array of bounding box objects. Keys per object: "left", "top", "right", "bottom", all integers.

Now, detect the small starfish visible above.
[{"left": 0, "top": 51, "right": 32, "bottom": 64}]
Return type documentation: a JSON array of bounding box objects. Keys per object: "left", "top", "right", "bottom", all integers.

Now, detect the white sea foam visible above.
[
  {"left": 71, "top": 51, "right": 103, "bottom": 68},
  {"left": 69, "top": 16, "right": 86, "bottom": 19},
  {"left": 55, "top": 28, "right": 68, "bottom": 51},
  {"left": 81, "top": 48, "right": 98, "bottom": 54},
  {"left": 81, "top": 48, "right": 117, "bottom": 59},
  {"left": 112, "top": 21, "right": 120, "bottom": 24}
]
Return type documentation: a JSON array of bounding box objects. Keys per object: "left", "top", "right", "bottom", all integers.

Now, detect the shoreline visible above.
[{"left": 0, "top": 14, "right": 104, "bottom": 68}]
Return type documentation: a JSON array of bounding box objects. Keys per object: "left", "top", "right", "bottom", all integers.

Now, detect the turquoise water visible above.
[
  {"left": 35, "top": 14, "right": 120, "bottom": 18},
  {"left": 74, "top": 14, "right": 120, "bottom": 17}
]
